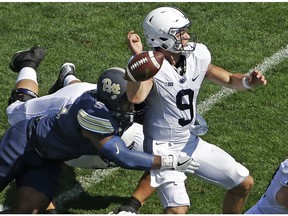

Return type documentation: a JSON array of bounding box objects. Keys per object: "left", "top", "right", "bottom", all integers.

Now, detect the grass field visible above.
[{"left": 0, "top": 2, "right": 287, "bottom": 214}]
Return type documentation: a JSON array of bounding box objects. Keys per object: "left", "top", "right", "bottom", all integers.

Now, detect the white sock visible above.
[
  {"left": 63, "top": 75, "right": 80, "bottom": 86},
  {"left": 16, "top": 67, "right": 38, "bottom": 84}
]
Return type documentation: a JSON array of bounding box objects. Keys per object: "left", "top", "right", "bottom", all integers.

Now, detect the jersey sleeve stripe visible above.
[{"left": 77, "top": 109, "right": 114, "bottom": 134}]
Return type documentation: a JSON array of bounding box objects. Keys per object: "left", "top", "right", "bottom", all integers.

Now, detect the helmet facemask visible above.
[
  {"left": 110, "top": 93, "right": 135, "bottom": 126},
  {"left": 166, "top": 24, "right": 197, "bottom": 53},
  {"left": 110, "top": 94, "right": 147, "bottom": 131}
]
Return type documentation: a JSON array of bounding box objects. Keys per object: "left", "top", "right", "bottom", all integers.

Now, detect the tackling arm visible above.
[
  {"left": 98, "top": 136, "right": 156, "bottom": 170},
  {"left": 81, "top": 129, "right": 199, "bottom": 172},
  {"left": 81, "top": 129, "right": 157, "bottom": 170}
]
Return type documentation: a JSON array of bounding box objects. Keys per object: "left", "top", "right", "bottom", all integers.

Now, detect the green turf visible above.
[{"left": 0, "top": 2, "right": 287, "bottom": 214}]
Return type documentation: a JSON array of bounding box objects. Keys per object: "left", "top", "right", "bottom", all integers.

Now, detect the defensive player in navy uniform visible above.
[
  {"left": 245, "top": 159, "right": 288, "bottom": 214},
  {"left": 114, "top": 6, "right": 267, "bottom": 214},
  {"left": 0, "top": 46, "right": 200, "bottom": 213}
]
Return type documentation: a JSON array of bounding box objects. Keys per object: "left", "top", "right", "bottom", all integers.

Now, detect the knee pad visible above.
[
  {"left": 236, "top": 163, "right": 250, "bottom": 178},
  {"left": 157, "top": 181, "right": 190, "bottom": 209},
  {"left": 8, "top": 88, "right": 38, "bottom": 105}
]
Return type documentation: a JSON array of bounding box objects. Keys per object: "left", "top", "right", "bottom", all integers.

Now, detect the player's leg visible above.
[
  {"left": 7, "top": 64, "right": 95, "bottom": 126},
  {"left": 222, "top": 175, "right": 254, "bottom": 213},
  {"left": 48, "top": 62, "right": 80, "bottom": 94},
  {"left": 1, "top": 186, "right": 50, "bottom": 213},
  {"left": 192, "top": 138, "right": 254, "bottom": 213},
  {"left": 8, "top": 153, "right": 62, "bottom": 214},
  {"left": 8, "top": 46, "right": 45, "bottom": 105},
  {"left": 157, "top": 181, "right": 189, "bottom": 214},
  {"left": 114, "top": 171, "right": 155, "bottom": 213},
  {"left": 0, "top": 120, "right": 51, "bottom": 214},
  {"left": 116, "top": 173, "right": 189, "bottom": 214},
  {"left": 131, "top": 171, "right": 155, "bottom": 207}
]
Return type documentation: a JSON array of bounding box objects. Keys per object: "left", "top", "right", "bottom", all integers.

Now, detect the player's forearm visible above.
[
  {"left": 126, "top": 80, "right": 152, "bottom": 104},
  {"left": 206, "top": 64, "right": 247, "bottom": 90},
  {"left": 230, "top": 73, "right": 249, "bottom": 90},
  {"left": 98, "top": 135, "right": 160, "bottom": 170}
]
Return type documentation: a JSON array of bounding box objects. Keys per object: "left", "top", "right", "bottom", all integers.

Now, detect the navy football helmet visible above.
[{"left": 96, "top": 67, "right": 146, "bottom": 126}]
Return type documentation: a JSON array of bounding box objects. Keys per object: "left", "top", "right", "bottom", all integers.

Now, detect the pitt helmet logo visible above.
[{"left": 102, "top": 78, "right": 121, "bottom": 100}]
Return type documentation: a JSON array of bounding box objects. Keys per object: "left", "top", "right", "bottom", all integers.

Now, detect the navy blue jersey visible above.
[{"left": 30, "top": 90, "right": 120, "bottom": 161}]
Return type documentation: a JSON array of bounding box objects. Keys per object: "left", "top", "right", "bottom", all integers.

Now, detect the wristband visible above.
[{"left": 242, "top": 76, "right": 252, "bottom": 89}]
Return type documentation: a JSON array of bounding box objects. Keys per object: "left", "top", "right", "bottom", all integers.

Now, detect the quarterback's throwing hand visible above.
[
  {"left": 127, "top": 30, "right": 143, "bottom": 55},
  {"left": 161, "top": 154, "right": 200, "bottom": 173}
]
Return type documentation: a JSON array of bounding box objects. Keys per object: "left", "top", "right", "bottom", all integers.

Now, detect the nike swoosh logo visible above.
[
  {"left": 192, "top": 75, "right": 199, "bottom": 82},
  {"left": 177, "top": 159, "right": 190, "bottom": 166},
  {"left": 115, "top": 144, "right": 120, "bottom": 154}
]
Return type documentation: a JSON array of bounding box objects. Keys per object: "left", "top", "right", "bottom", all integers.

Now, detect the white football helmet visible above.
[{"left": 143, "top": 7, "right": 197, "bottom": 53}]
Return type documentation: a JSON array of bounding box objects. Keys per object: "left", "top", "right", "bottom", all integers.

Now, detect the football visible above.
[{"left": 125, "top": 51, "right": 164, "bottom": 82}]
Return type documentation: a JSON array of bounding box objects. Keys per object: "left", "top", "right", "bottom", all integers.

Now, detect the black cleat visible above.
[
  {"left": 9, "top": 46, "right": 45, "bottom": 72},
  {"left": 48, "top": 63, "right": 76, "bottom": 94}
]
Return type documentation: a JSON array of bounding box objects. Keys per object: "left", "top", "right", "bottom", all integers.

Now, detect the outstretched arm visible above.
[{"left": 205, "top": 63, "right": 267, "bottom": 90}]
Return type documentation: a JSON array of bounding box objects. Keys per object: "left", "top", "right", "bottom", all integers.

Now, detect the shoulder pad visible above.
[{"left": 193, "top": 43, "right": 211, "bottom": 60}]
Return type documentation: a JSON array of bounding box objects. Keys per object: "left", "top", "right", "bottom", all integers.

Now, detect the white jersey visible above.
[
  {"left": 143, "top": 43, "right": 211, "bottom": 143},
  {"left": 245, "top": 159, "right": 288, "bottom": 214},
  {"left": 7, "top": 82, "right": 96, "bottom": 126}
]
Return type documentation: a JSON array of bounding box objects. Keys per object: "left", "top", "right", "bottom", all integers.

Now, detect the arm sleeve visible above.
[{"left": 98, "top": 136, "right": 154, "bottom": 170}]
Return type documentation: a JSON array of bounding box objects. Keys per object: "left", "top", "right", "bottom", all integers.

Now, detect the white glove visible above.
[{"left": 161, "top": 154, "right": 200, "bottom": 174}]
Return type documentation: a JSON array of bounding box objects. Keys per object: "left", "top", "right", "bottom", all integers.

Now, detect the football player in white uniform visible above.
[
  {"left": 245, "top": 159, "right": 288, "bottom": 214},
  {"left": 115, "top": 6, "right": 267, "bottom": 214}
]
